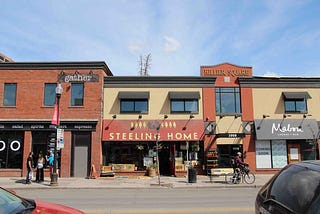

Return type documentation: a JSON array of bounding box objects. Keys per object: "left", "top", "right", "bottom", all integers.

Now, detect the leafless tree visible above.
[{"left": 139, "top": 53, "right": 151, "bottom": 76}]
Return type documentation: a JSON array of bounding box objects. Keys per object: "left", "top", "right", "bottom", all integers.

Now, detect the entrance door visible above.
[
  {"left": 158, "top": 143, "right": 171, "bottom": 176},
  {"left": 287, "top": 144, "right": 301, "bottom": 164},
  {"left": 71, "top": 132, "right": 91, "bottom": 177}
]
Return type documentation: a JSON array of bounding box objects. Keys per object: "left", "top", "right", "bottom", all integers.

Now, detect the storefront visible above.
[
  {"left": 0, "top": 61, "right": 112, "bottom": 177},
  {"left": 254, "top": 119, "right": 319, "bottom": 169},
  {"left": 0, "top": 121, "right": 97, "bottom": 177},
  {"left": 101, "top": 119, "right": 204, "bottom": 176}
]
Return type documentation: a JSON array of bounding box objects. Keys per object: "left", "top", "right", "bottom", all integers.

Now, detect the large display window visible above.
[{"left": 0, "top": 131, "right": 24, "bottom": 169}]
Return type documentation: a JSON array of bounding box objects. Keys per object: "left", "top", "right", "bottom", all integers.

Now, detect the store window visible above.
[
  {"left": 103, "top": 142, "right": 155, "bottom": 170},
  {"left": 255, "top": 140, "right": 317, "bottom": 169},
  {"left": 215, "top": 87, "right": 241, "bottom": 114},
  {"left": 71, "top": 83, "right": 84, "bottom": 106},
  {"left": 120, "top": 99, "right": 148, "bottom": 113},
  {"left": 3, "top": 83, "right": 17, "bottom": 106},
  {"left": 0, "top": 131, "right": 24, "bottom": 169},
  {"left": 44, "top": 83, "right": 57, "bottom": 106},
  {"left": 216, "top": 145, "right": 242, "bottom": 168}
]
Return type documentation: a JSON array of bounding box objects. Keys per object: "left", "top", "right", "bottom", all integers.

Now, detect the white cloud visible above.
[
  {"left": 128, "top": 42, "right": 145, "bottom": 53},
  {"left": 263, "top": 71, "right": 280, "bottom": 77},
  {"left": 163, "top": 36, "right": 181, "bottom": 52}
]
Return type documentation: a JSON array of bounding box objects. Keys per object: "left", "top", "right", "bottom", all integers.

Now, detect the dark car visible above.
[
  {"left": 255, "top": 160, "right": 320, "bottom": 214},
  {"left": 0, "top": 187, "right": 84, "bottom": 214}
]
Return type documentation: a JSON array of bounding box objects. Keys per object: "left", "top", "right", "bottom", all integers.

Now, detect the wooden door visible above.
[{"left": 287, "top": 144, "right": 301, "bottom": 164}]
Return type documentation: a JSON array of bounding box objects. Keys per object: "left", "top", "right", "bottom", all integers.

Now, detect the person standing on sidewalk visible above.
[
  {"left": 35, "top": 152, "right": 45, "bottom": 182},
  {"left": 26, "top": 152, "right": 34, "bottom": 184},
  {"left": 47, "top": 151, "right": 54, "bottom": 178}
]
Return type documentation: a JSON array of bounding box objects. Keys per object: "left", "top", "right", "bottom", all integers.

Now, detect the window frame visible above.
[
  {"left": 3, "top": 83, "right": 17, "bottom": 106},
  {"left": 284, "top": 98, "right": 307, "bottom": 114},
  {"left": 170, "top": 99, "right": 199, "bottom": 114},
  {"left": 215, "top": 87, "right": 241, "bottom": 115},
  {"left": 43, "top": 83, "right": 57, "bottom": 106},
  {"left": 71, "top": 83, "right": 84, "bottom": 106},
  {"left": 120, "top": 99, "right": 149, "bottom": 113}
]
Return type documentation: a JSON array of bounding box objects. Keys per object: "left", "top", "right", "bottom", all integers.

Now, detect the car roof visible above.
[{"left": 293, "top": 160, "right": 320, "bottom": 171}]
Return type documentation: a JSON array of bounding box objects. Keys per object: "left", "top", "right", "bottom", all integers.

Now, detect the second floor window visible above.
[
  {"left": 44, "top": 83, "right": 56, "bottom": 106},
  {"left": 285, "top": 99, "right": 307, "bottom": 113},
  {"left": 171, "top": 99, "right": 198, "bottom": 113},
  {"left": 283, "top": 92, "right": 310, "bottom": 113},
  {"left": 71, "top": 83, "right": 84, "bottom": 106},
  {"left": 120, "top": 99, "right": 148, "bottom": 113},
  {"left": 3, "top": 83, "right": 17, "bottom": 106},
  {"left": 216, "top": 87, "right": 241, "bottom": 114}
]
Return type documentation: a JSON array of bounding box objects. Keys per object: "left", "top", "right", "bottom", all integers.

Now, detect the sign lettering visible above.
[
  {"left": 58, "top": 71, "right": 99, "bottom": 83},
  {"left": 108, "top": 132, "right": 199, "bottom": 141},
  {"left": 203, "top": 69, "right": 250, "bottom": 77}
]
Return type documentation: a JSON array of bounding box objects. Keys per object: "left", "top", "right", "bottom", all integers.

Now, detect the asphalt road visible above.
[{"left": 16, "top": 188, "right": 259, "bottom": 214}]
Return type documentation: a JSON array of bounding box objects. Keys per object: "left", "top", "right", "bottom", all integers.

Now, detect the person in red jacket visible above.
[{"left": 235, "top": 152, "right": 247, "bottom": 170}]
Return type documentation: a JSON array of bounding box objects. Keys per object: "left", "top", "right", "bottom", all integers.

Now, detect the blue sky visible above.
[{"left": 1, "top": 0, "right": 320, "bottom": 76}]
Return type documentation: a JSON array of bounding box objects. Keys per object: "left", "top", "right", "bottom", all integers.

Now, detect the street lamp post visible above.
[{"left": 51, "top": 83, "right": 63, "bottom": 186}]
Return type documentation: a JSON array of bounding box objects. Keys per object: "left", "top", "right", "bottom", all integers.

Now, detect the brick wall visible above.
[{"left": 0, "top": 66, "right": 108, "bottom": 177}]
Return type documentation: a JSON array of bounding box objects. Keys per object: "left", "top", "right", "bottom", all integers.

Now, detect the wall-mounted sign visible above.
[
  {"left": 0, "top": 121, "right": 97, "bottom": 131},
  {"left": 202, "top": 69, "right": 251, "bottom": 77},
  {"left": 201, "top": 63, "right": 252, "bottom": 77},
  {"left": 102, "top": 120, "right": 204, "bottom": 141},
  {"left": 58, "top": 71, "right": 99, "bottom": 83},
  {"left": 216, "top": 133, "right": 246, "bottom": 138},
  {"left": 255, "top": 119, "right": 319, "bottom": 140}
]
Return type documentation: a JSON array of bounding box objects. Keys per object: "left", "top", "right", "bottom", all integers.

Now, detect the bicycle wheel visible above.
[
  {"left": 243, "top": 172, "right": 255, "bottom": 184},
  {"left": 225, "top": 173, "right": 235, "bottom": 184}
]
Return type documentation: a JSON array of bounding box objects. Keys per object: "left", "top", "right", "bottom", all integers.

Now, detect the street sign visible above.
[{"left": 57, "top": 128, "right": 64, "bottom": 149}]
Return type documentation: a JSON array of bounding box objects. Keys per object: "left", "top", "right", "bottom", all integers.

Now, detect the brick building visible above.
[{"left": 0, "top": 62, "right": 112, "bottom": 177}]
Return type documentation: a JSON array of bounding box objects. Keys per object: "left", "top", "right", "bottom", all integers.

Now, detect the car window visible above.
[
  {"left": 0, "top": 188, "right": 30, "bottom": 213},
  {"left": 268, "top": 164, "right": 320, "bottom": 214}
]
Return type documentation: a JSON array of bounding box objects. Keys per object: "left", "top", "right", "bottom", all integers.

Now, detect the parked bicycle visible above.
[{"left": 225, "top": 164, "right": 255, "bottom": 184}]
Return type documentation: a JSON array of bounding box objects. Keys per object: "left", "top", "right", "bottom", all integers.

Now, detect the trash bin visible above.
[{"left": 188, "top": 167, "right": 197, "bottom": 183}]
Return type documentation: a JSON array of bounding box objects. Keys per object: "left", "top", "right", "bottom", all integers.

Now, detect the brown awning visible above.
[
  {"left": 118, "top": 91, "right": 149, "bottom": 99},
  {"left": 168, "top": 91, "right": 200, "bottom": 99},
  {"left": 282, "top": 92, "right": 311, "bottom": 99}
]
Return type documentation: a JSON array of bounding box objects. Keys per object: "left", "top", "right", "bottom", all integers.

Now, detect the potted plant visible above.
[{"left": 147, "top": 163, "right": 157, "bottom": 177}]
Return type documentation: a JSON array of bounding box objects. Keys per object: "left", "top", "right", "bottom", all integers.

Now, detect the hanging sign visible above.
[{"left": 57, "top": 128, "right": 64, "bottom": 149}]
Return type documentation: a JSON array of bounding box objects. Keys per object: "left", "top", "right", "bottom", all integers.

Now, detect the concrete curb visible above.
[{"left": 0, "top": 174, "right": 273, "bottom": 190}]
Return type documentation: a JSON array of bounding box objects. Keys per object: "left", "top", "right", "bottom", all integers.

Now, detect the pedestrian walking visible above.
[
  {"left": 25, "top": 152, "right": 34, "bottom": 184},
  {"left": 36, "top": 152, "right": 45, "bottom": 182}
]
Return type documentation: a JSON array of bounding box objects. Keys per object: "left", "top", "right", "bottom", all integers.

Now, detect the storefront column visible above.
[
  {"left": 22, "top": 131, "right": 32, "bottom": 177},
  {"left": 91, "top": 128, "right": 102, "bottom": 175},
  {"left": 60, "top": 131, "right": 71, "bottom": 177},
  {"left": 244, "top": 135, "right": 256, "bottom": 172}
]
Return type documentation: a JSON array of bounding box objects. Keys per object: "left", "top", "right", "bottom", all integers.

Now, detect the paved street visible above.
[
  {"left": 0, "top": 174, "right": 274, "bottom": 213},
  {"left": 15, "top": 188, "right": 259, "bottom": 214}
]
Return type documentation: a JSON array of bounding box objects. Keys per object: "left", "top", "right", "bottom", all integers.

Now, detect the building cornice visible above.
[
  {"left": 0, "top": 61, "right": 113, "bottom": 76},
  {"left": 104, "top": 76, "right": 216, "bottom": 88},
  {"left": 239, "top": 76, "right": 320, "bottom": 88}
]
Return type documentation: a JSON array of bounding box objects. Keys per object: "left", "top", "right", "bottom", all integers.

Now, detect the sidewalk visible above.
[{"left": 0, "top": 174, "right": 275, "bottom": 190}]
